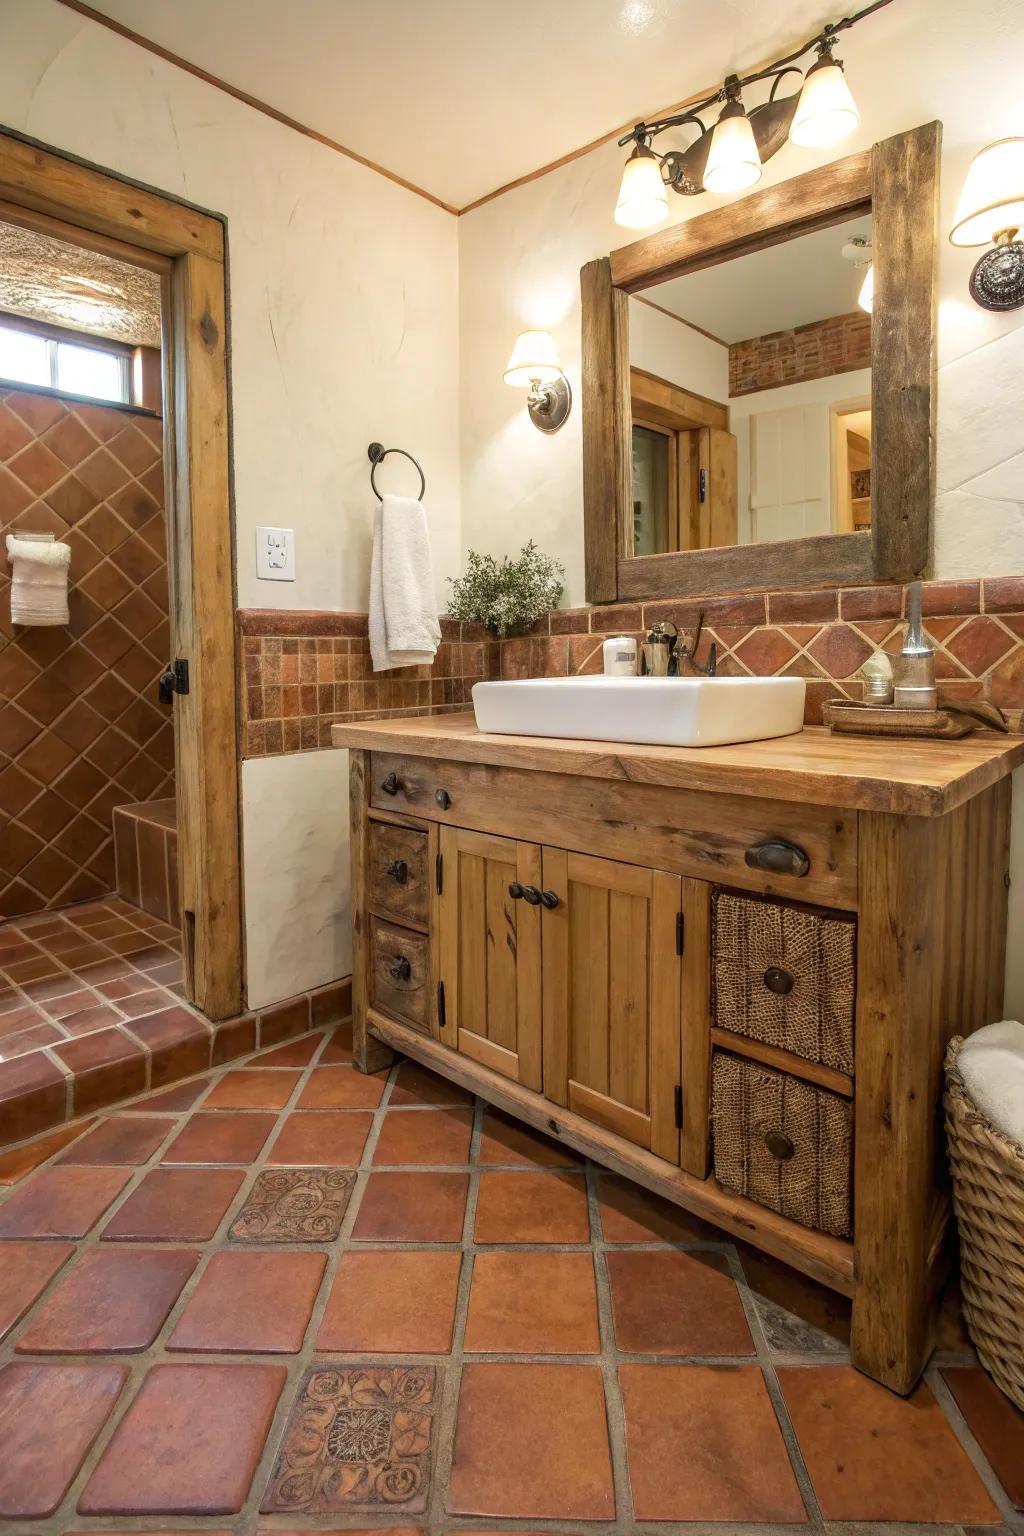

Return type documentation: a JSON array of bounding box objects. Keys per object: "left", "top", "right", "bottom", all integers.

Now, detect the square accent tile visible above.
[
  {"left": 261, "top": 1364, "right": 438, "bottom": 1516},
  {"left": 465, "top": 1251, "right": 600, "bottom": 1355},
  {"left": 607, "top": 1250, "right": 755, "bottom": 1356},
  {"left": 316, "top": 1251, "right": 462, "bottom": 1354},
  {"left": 474, "top": 1170, "right": 589, "bottom": 1244},
  {"left": 230, "top": 1168, "right": 356, "bottom": 1242},
  {"left": 168, "top": 1250, "right": 327, "bottom": 1354}
]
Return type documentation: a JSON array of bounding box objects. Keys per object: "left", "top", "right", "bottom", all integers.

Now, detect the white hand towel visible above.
[
  {"left": 958, "top": 1019, "right": 1024, "bottom": 1145},
  {"left": 369, "top": 492, "right": 441, "bottom": 672},
  {"left": 5, "top": 534, "right": 71, "bottom": 626}
]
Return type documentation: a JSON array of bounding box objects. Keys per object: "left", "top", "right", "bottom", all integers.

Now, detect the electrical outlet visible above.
[{"left": 256, "top": 526, "right": 295, "bottom": 581}]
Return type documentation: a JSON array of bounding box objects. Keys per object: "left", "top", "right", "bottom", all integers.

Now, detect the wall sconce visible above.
[
  {"left": 949, "top": 138, "right": 1024, "bottom": 311},
  {"left": 842, "top": 234, "right": 873, "bottom": 313},
  {"left": 504, "top": 330, "right": 572, "bottom": 433},
  {"left": 613, "top": 1, "right": 883, "bottom": 229}
]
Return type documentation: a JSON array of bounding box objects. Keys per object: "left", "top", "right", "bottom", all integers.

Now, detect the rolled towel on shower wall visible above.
[{"left": 5, "top": 533, "right": 72, "bottom": 626}]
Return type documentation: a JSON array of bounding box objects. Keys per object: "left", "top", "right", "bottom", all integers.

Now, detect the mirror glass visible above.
[{"left": 627, "top": 212, "right": 872, "bottom": 556}]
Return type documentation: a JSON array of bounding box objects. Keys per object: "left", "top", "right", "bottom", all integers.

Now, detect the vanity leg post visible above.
[
  {"left": 852, "top": 810, "right": 952, "bottom": 1393},
  {"left": 350, "top": 748, "right": 395, "bottom": 1076}
]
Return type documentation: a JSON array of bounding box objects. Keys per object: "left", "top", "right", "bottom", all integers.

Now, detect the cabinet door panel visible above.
[
  {"left": 542, "top": 848, "right": 682, "bottom": 1162},
  {"left": 438, "top": 826, "right": 542, "bottom": 1090}
]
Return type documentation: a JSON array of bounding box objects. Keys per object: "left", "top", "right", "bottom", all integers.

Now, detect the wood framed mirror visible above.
[{"left": 581, "top": 122, "right": 940, "bottom": 603}]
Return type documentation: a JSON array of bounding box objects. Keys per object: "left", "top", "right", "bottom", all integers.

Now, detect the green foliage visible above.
[{"left": 447, "top": 541, "right": 565, "bottom": 638}]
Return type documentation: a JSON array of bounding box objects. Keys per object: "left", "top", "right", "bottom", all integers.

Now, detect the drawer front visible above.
[
  {"left": 712, "top": 889, "right": 855, "bottom": 1074},
  {"left": 369, "top": 752, "right": 857, "bottom": 910},
  {"left": 368, "top": 820, "right": 429, "bottom": 928},
  {"left": 712, "top": 1051, "right": 852, "bottom": 1239},
  {"left": 370, "top": 918, "right": 430, "bottom": 1032}
]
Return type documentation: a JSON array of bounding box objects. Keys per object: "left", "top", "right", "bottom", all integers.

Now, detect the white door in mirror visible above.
[
  {"left": 256, "top": 526, "right": 295, "bottom": 581},
  {"left": 472, "top": 675, "right": 806, "bottom": 749}
]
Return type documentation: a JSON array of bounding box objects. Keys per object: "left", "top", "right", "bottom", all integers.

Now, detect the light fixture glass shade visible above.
[
  {"left": 614, "top": 145, "right": 669, "bottom": 229},
  {"left": 790, "top": 59, "right": 860, "bottom": 147},
  {"left": 858, "top": 263, "right": 874, "bottom": 314},
  {"left": 504, "top": 330, "right": 562, "bottom": 387},
  {"left": 949, "top": 138, "right": 1024, "bottom": 246},
  {"left": 703, "top": 105, "right": 762, "bottom": 195}
]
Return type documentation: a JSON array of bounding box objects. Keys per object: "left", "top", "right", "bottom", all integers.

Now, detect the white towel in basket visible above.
[
  {"left": 5, "top": 534, "right": 71, "bottom": 626},
  {"left": 958, "top": 1019, "right": 1024, "bottom": 1144}
]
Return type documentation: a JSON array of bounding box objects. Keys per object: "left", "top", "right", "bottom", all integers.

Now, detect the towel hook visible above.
[{"left": 367, "top": 441, "right": 426, "bottom": 502}]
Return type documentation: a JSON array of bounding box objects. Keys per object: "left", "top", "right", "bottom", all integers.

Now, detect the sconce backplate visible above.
[
  {"left": 528, "top": 374, "right": 572, "bottom": 433},
  {"left": 969, "top": 241, "right": 1024, "bottom": 311}
]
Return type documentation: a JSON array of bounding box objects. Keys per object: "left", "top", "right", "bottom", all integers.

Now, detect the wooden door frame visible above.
[{"left": 0, "top": 128, "right": 242, "bottom": 1018}]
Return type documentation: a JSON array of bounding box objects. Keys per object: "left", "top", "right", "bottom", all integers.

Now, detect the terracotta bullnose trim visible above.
[{"left": 236, "top": 609, "right": 368, "bottom": 637}]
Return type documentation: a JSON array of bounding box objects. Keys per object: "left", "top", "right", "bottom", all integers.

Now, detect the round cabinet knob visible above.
[
  {"left": 381, "top": 771, "right": 401, "bottom": 796},
  {"left": 765, "top": 1131, "right": 795, "bottom": 1161},
  {"left": 508, "top": 881, "right": 524, "bottom": 900},
  {"left": 435, "top": 788, "right": 452, "bottom": 810},
  {"left": 388, "top": 954, "right": 412, "bottom": 981},
  {"left": 763, "top": 966, "right": 795, "bottom": 996},
  {"left": 540, "top": 890, "right": 560, "bottom": 909},
  {"left": 521, "top": 885, "right": 542, "bottom": 906},
  {"left": 386, "top": 858, "right": 408, "bottom": 885}
]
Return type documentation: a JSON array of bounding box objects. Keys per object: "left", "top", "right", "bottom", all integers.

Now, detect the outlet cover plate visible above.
[{"left": 256, "top": 526, "right": 295, "bottom": 581}]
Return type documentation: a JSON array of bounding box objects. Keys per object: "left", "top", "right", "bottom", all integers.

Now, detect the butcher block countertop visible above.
[{"left": 331, "top": 711, "right": 1024, "bottom": 817}]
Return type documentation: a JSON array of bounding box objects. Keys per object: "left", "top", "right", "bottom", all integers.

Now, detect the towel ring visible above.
[{"left": 367, "top": 441, "right": 426, "bottom": 502}]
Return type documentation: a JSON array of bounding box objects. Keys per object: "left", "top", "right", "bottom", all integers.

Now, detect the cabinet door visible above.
[
  {"left": 541, "top": 850, "right": 682, "bottom": 1162},
  {"left": 437, "top": 826, "right": 542, "bottom": 1090}
]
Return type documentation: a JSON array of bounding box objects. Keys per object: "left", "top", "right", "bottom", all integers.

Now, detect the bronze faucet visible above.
[{"left": 676, "top": 609, "right": 718, "bottom": 677}]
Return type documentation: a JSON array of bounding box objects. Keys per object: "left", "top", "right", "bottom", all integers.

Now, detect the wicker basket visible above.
[{"left": 944, "top": 1034, "right": 1024, "bottom": 1411}]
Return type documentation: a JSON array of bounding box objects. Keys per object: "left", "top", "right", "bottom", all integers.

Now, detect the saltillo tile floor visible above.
[{"left": 0, "top": 1025, "right": 1022, "bottom": 1533}]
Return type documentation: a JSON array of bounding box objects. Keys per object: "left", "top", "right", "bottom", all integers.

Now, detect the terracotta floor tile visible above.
[
  {"left": 268, "top": 1110, "right": 372, "bottom": 1166},
  {"left": 478, "top": 1108, "right": 581, "bottom": 1168},
  {"left": 129, "top": 1078, "right": 207, "bottom": 1111},
  {"left": 0, "top": 1241, "right": 74, "bottom": 1340},
  {"left": 373, "top": 1107, "right": 473, "bottom": 1165},
  {"left": 0, "top": 1119, "right": 97, "bottom": 1183},
  {"left": 16, "top": 1247, "right": 199, "bottom": 1354},
  {"left": 79, "top": 1362, "right": 286, "bottom": 1515},
  {"left": 448, "top": 1362, "right": 614, "bottom": 1520},
  {"left": 779, "top": 1363, "right": 1001, "bottom": 1523},
  {"left": 168, "top": 1250, "right": 326, "bottom": 1353},
  {"left": 319, "top": 1019, "right": 353, "bottom": 1063},
  {"left": 162, "top": 1111, "right": 277, "bottom": 1164},
  {"left": 262, "top": 1364, "right": 437, "bottom": 1517},
  {"left": 474, "top": 1171, "right": 590, "bottom": 1244},
  {"left": 101, "top": 1167, "right": 244, "bottom": 1241},
  {"left": 737, "top": 1239, "right": 851, "bottom": 1355},
  {"left": 204, "top": 1068, "right": 301, "bottom": 1109},
  {"left": 253, "top": 1033, "right": 325, "bottom": 1068},
  {"left": 230, "top": 1168, "right": 355, "bottom": 1242},
  {"left": 598, "top": 1171, "right": 720, "bottom": 1243},
  {"left": 316, "top": 1249, "right": 461, "bottom": 1353},
  {"left": 389, "top": 1060, "right": 473, "bottom": 1106},
  {"left": 943, "top": 1365, "right": 1024, "bottom": 1508},
  {"left": 295, "top": 1065, "right": 387, "bottom": 1109},
  {"left": 465, "top": 1251, "right": 600, "bottom": 1354},
  {"left": 0, "top": 1165, "right": 131, "bottom": 1238},
  {"left": 59, "top": 1115, "right": 174, "bottom": 1165},
  {"left": 353, "top": 1170, "right": 468, "bottom": 1241},
  {"left": 620, "top": 1362, "right": 804, "bottom": 1522},
  {"left": 0, "top": 1361, "right": 127, "bottom": 1518},
  {"left": 607, "top": 1250, "right": 754, "bottom": 1356}
]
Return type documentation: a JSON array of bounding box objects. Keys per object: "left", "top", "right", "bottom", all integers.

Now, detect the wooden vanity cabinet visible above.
[{"left": 343, "top": 714, "right": 1021, "bottom": 1397}]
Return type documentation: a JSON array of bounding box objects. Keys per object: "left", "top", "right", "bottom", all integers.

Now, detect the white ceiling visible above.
[
  {"left": 81, "top": 0, "right": 836, "bottom": 209},
  {"left": 643, "top": 213, "right": 874, "bottom": 343}
]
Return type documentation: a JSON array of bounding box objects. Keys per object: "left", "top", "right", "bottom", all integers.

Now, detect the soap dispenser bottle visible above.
[{"left": 893, "top": 581, "right": 937, "bottom": 711}]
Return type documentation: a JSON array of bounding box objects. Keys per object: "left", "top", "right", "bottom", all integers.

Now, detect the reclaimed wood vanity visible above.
[{"left": 334, "top": 712, "right": 1022, "bottom": 1393}]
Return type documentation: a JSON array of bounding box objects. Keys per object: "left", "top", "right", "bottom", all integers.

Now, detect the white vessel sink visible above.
[{"left": 472, "top": 674, "right": 806, "bottom": 749}]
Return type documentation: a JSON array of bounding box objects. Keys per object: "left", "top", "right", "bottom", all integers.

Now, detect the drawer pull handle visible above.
[
  {"left": 521, "top": 885, "right": 542, "bottom": 906},
  {"left": 435, "top": 788, "right": 452, "bottom": 810},
  {"left": 508, "top": 881, "right": 524, "bottom": 900},
  {"left": 381, "top": 771, "right": 401, "bottom": 796},
  {"left": 765, "top": 1131, "right": 795, "bottom": 1161},
  {"left": 540, "top": 889, "right": 560, "bottom": 910},
  {"left": 763, "top": 965, "right": 794, "bottom": 996},
  {"left": 388, "top": 954, "right": 412, "bottom": 981},
  {"left": 744, "top": 838, "right": 810, "bottom": 878},
  {"left": 386, "top": 859, "right": 408, "bottom": 885}
]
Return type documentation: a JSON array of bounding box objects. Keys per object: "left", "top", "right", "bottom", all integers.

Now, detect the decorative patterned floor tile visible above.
[
  {"left": 229, "top": 1167, "right": 356, "bottom": 1242},
  {"left": 261, "top": 1364, "right": 438, "bottom": 1516}
]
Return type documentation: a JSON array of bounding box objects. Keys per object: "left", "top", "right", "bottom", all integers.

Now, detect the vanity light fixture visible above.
[
  {"left": 613, "top": 0, "right": 888, "bottom": 229},
  {"left": 504, "top": 330, "right": 572, "bottom": 433},
  {"left": 842, "top": 234, "right": 874, "bottom": 313},
  {"left": 949, "top": 138, "right": 1024, "bottom": 311}
]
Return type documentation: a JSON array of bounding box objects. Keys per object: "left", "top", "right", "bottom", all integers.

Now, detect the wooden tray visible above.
[{"left": 823, "top": 700, "right": 973, "bottom": 740}]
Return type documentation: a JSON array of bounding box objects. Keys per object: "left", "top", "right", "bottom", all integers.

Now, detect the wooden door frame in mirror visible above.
[
  {"left": 581, "top": 121, "right": 941, "bottom": 604},
  {"left": 0, "top": 127, "right": 242, "bottom": 1019}
]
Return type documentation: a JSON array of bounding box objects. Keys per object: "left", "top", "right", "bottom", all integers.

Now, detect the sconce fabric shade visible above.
[
  {"left": 703, "top": 103, "right": 762, "bottom": 195},
  {"left": 504, "top": 330, "right": 562, "bottom": 387},
  {"left": 949, "top": 138, "right": 1024, "bottom": 245},
  {"left": 858, "top": 263, "right": 874, "bottom": 314},
  {"left": 615, "top": 144, "right": 669, "bottom": 229},
  {"left": 790, "top": 58, "right": 860, "bottom": 147}
]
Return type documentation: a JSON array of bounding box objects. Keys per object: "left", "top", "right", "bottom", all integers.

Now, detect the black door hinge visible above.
[
  {"left": 437, "top": 980, "right": 446, "bottom": 1030},
  {"left": 676, "top": 911, "right": 684, "bottom": 955},
  {"left": 435, "top": 852, "right": 443, "bottom": 895},
  {"left": 158, "top": 658, "right": 189, "bottom": 705},
  {"left": 674, "top": 1084, "right": 684, "bottom": 1129},
  {"left": 698, "top": 467, "right": 707, "bottom": 502}
]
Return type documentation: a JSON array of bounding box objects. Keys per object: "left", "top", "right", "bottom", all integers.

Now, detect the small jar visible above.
[{"left": 602, "top": 635, "right": 637, "bottom": 676}]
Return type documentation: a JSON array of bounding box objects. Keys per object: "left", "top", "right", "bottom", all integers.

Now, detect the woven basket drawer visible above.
[
  {"left": 712, "top": 1051, "right": 853, "bottom": 1238},
  {"left": 712, "top": 889, "right": 856, "bottom": 1075}
]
